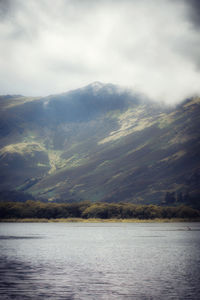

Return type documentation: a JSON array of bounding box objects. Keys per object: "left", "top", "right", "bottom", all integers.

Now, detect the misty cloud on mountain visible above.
[{"left": 0, "top": 0, "right": 200, "bottom": 104}]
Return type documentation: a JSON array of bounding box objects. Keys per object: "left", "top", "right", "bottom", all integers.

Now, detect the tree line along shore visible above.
[{"left": 0, "top": 201, "right": 200, "bottom": 221}]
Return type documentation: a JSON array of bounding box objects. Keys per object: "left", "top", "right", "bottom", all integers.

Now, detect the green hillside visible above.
[{"left": 0, "top": 83, "right": 199, "bottom": 205}]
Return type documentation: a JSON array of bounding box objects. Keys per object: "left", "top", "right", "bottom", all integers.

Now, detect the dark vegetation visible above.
[{"left": 0, "top": 201, "right": 199, "bottom": 220}]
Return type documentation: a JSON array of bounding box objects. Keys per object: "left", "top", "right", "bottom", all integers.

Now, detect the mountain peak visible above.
[
  {"left": 83, "top": 81, "right": 124, "bottom": 96},
  {"left": 89, "top": 81, "right": 105, "bottom": 89},
  {"left": 85, "top": 81, "right": 106, "bottom": 93}
]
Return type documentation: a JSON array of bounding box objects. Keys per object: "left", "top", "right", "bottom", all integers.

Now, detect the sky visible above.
[{"left": 0, "top": 0, "right": 200, "bottom": 104}]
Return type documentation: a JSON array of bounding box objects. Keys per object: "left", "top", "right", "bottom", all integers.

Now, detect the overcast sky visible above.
[{"left": 0, "top": 0, "right": 200, "bottom": 103}]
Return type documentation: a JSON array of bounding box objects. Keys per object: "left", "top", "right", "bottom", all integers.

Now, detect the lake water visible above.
[{"left": 0, "top": 222, "right": 200, "bottom": 300}]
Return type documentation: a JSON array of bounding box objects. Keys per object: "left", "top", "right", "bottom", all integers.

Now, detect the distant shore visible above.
[{"left": 1, "top": 218, "right": 200, "bottom": 223}]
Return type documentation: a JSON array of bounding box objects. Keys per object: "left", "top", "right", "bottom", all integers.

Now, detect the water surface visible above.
[{"left": 0, "top": 222, "right": 200, "bottom": 299}]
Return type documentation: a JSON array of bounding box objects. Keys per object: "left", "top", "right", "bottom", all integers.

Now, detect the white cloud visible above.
[{"left": 0, "top": 0, "right": 200, "bottom": 103}]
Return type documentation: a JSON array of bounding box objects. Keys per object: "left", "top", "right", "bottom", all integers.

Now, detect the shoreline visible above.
[{"left": 0, "top": 218, "right": 200, "bottom": 223}]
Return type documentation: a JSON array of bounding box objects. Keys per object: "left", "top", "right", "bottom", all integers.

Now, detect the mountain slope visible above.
[{"left": 0, "top": 83, "right": 199, "bottom": 204}]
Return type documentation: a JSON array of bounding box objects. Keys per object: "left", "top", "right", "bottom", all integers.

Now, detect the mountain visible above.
[{"left": 0, "top": 82, "right": 200, "bottom": 205}]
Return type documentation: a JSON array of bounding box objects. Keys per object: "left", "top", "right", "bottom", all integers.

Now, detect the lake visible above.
[{"left": 0, "top": 222, "right": 200, "bottom": 299}]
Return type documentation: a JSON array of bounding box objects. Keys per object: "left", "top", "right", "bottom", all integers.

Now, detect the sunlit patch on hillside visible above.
[
  {"left": 0, "top": 142, "right": 45, "bottom": 156},
  {"left": 99, "top": 106, "right": 156, "bottom": 144},
  {"left": 160, "top": 150, "right": 186, "bottom": 162},
  {"left": 47, "top": 151, "right": 90, "bottom": 174},
  {"left": 184, "top": 97, "right": 200, "bottom": 108},
  {"left": 157, "top": 112, "right": 176, "bottom": 129},
  {"left": 47, "top": 150, "right": 65, "bottom": 174}
]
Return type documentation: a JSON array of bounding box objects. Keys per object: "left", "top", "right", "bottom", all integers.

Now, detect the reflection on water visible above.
[
  {"left": 0, "top": 258, "right": 75, "bottom": 300},
  {"left": 0, "top": 222, "right": 200, "bottom": 299}
]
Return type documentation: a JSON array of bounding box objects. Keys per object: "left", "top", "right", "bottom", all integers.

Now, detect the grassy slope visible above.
[
  {"left": 0, "top": 91, "right": 199, "bottom": 204},
  {"left": 28, "top": 98, "right": 200, "bottom": 203}
]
